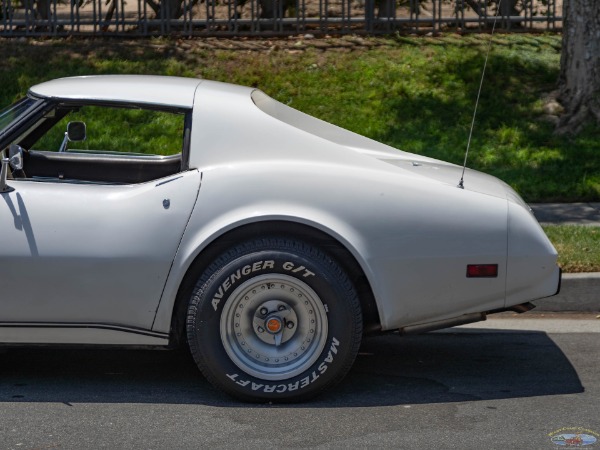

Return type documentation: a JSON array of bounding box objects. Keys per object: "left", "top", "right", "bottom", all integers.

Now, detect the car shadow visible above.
[{"left": 0, "top": 329, "right": 582, "bottom": 408}]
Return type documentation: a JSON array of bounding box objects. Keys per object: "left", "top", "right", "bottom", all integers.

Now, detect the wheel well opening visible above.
[{"left": 169, "top": 221, "right": 381, "bottom": 348}]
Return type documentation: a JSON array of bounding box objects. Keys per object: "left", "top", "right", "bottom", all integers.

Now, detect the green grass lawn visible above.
[
  {"left": 1, "top": 34, "right": 598, "bottom": 202},
  {"left": 543, "top": 225, "right": 600, "bottom": 273}
]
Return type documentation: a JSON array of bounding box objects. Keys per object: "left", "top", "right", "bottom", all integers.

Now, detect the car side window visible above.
[
  {"left": 20, "top": 104, "right": 187, "bottom": 185},
  {"left": 32, "top": 105, "right": 185, "bottom": 156}
]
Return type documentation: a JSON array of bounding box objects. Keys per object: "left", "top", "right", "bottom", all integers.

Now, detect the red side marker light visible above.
[{"left": 467, "top": 264, "right": 498, "bottom": 278}]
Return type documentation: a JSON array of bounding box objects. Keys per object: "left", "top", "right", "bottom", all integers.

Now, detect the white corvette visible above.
[{"left": 0, "top": 75, "right": 560, "bottom": 401}]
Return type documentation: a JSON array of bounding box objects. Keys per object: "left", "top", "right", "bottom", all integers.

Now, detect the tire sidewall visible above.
[{"left": 189, "top": 245, "right": 358, "bottom": 401}]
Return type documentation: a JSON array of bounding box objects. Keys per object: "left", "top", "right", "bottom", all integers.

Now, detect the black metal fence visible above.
[{"left": 0, "top": 0, "right": 562, "bottom": 37}]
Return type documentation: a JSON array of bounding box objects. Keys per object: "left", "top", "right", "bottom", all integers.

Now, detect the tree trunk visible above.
[
  {"left": 377, "top": 0, "right": 395, "bottom": 20},
  {"left": 556, "top": 0, "right": 600, "bottom": 135},
  {"left": 498, "top": 0, "right": 518, "bottom": 18},
  {"left": 102, "top": 0, "right": 117, "bottom": 32},
  {"left": 35, "top": 0, "right": 51, "bottom": 20},
  {"left": 145, "top": 0, "right": 185, "bottom": 19}
]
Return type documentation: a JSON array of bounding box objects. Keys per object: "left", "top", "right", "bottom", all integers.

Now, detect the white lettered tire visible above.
[{"left": 186, "top": 237, "right": 363, "bottom": 402}]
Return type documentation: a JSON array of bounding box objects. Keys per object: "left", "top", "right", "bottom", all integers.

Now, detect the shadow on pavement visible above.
[{"left": 0, "top": 330, "right": 582, "bottom": 408}]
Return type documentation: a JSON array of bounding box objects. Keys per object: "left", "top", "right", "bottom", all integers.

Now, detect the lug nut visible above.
[
  {"left": 286, "top": 321, "right": 295, "bottom": 329},
  {"left": 260, "top": 308, "right": 268, "bottom": 315},
  {"left": 278, "top": 305, "right": 286, "bottom": 311},
  {"left": 257, "top": 326, "right": 265, "bottom": 333}
]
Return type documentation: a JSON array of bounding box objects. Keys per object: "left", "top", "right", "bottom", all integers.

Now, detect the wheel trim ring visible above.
[{"left": 220, "top": 273, "right": 328, "bottom": 381}]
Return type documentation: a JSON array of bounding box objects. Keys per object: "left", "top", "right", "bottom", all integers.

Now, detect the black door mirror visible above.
[
  {"left": 59, "top": 121, "right": 86, "bottom": 152},
  {"left": 67, "top": 121, "right": 86, "bottom": 142}
]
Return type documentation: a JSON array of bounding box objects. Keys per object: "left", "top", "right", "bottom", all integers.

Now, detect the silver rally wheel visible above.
[
  {"left": 220, "top": 274, "right": 328, "bottom": 381},
  {"left": 186, "top": 237, "right": 363, "bottom": 402}
]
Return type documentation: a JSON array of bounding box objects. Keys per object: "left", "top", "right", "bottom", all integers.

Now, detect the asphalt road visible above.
[{"left": 1, "top": 315, "right": 599, "bottom": 450}]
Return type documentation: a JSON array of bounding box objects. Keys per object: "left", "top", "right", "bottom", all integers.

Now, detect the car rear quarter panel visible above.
[
  {"left": 153, "top": 160, "right": 509, "bottom": 333},
  {"left": 152, "top": 81, "right": 510, "bottom": 333}
]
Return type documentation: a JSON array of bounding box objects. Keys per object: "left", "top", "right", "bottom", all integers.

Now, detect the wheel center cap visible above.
[{"left": 265, "top": 317, "right": 283, "bottom": 334}]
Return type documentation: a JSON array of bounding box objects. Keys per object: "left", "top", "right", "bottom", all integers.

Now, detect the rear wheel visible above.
[{"left": 186, "top": 237, "right": 362, "bottom": 402}]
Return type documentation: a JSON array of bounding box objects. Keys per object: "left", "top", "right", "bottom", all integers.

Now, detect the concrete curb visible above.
[{"left": 532, "top": 272, "right": 600, "bottom": 312}]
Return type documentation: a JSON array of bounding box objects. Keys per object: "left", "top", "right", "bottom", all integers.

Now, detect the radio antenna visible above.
[{"left": 458, "top": 0, "right": 502, "bottom": 189}]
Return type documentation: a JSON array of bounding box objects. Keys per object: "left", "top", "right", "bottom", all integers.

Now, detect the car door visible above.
[
  {"left": 0, "top": 171, "right": 200, "bottom": 329},
  {"left": 0, "top": 101, "right": 200, "bottom": 330}
]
